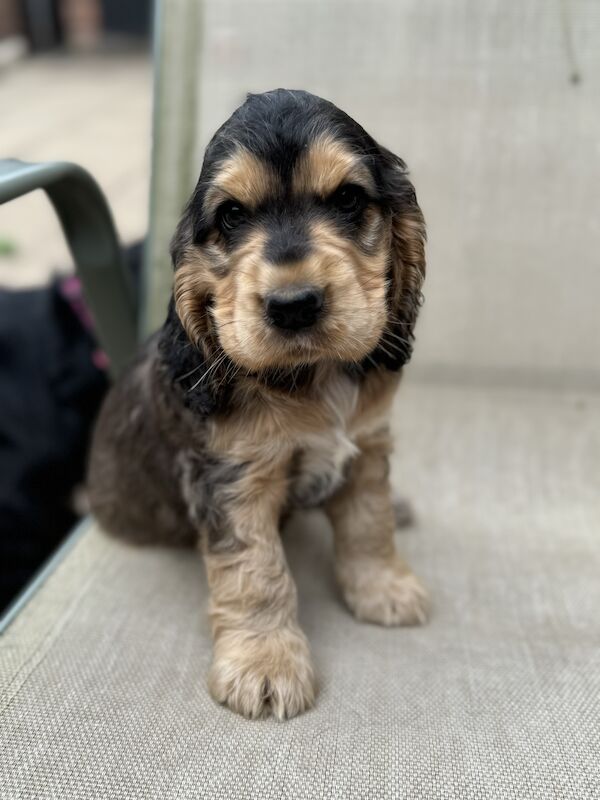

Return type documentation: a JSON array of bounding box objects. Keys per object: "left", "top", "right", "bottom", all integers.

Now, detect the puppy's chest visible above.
[
  {"left": 289, "top": 426, "right": 358, "bottom": 508},
  {"left": 286, "top": 373, "right": 363, "bottom": 508}
]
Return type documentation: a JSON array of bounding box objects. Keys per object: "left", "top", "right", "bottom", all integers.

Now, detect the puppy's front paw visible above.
[
  {"left": 208, "top": 626, "right": 316, "bottom": 720},
  {"left": 337, "top": 555, "right": 429, "bottom": 627}
]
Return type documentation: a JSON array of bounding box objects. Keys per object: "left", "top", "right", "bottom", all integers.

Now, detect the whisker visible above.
[
  {"left": 383, "top": 330, "right": 412, "bottom": 347},
  {"left": 176, "top": 360, "right": 205, "bottom": 381},
  {"left": 188, "top": 351, "right": 228, "bottom": 392},
  {"left": 373, "top": 340, "right": 397, "bottom": 360}
]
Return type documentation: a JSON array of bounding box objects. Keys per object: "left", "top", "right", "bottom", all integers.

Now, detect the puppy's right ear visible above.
[
  {"left": 170, "top": 201, "right": 214, "bottom": 350},
  {"left": 160, "top": 202, "right": 231, "bottom": 416}
]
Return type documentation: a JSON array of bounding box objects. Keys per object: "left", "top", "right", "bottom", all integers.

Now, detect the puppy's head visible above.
[{"left": 171, "top": 89, "right": 425, "bottom": 376}]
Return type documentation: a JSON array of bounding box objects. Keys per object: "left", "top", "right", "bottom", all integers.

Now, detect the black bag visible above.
[{"left": 0, "top": 277, "right": 109, "bottom": 611}]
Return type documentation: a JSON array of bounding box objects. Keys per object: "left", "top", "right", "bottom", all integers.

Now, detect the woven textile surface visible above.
[{"left": 1, "top": 383, "right": 599, "bottom": 799}]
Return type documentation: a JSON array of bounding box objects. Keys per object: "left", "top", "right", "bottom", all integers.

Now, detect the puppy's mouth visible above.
[
  {"left": 268, "top": 327, "right": 324, "bottom": 365},
  {"left": 238, "top": 283, "right": 329, "bottom": 367},
  {"left": 260, "top": 321, "right": 326, "bottom": 367},
  {"left": 212, "top": 282, "right": 382, "bottom": 371}
]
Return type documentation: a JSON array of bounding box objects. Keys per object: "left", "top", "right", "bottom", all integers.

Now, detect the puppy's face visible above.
[{"left": 172, "top": 90, "right": 425, "bottom": 374}]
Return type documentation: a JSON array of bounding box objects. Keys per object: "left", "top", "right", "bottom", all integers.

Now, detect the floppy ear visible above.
[
  {"left": 158, "top": 208, "right": 232, "bottom": 416},
  {"left": 170, "top": 201, "right": 214, "bottom": 348},
  {"left": 370, "top": 146, "right": 426, "bottom": 370}
]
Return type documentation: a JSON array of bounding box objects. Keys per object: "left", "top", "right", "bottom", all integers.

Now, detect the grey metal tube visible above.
[{"left": 0, "top": 158, "right": 137, "bottom": 376}]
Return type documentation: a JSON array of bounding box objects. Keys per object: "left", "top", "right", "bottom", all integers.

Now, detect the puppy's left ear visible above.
[{"left": 373, "top": 146, "right": 426, "bottom": 370}]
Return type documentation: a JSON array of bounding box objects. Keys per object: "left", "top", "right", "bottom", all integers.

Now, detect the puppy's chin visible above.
[{"left": 216, "top": 318, "right": 386, "bottom": 373}]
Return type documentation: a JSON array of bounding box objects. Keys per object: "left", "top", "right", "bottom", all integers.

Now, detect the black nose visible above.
[{"left": 265, "top": 287, "right": 324, "bottom": 331}]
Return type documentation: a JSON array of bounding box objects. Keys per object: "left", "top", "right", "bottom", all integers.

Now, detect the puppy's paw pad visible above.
[
  {"left": 208, "top": 628, "right": 316, "bottom": 720},
  {"left": 340, "top": 559, "right": 429, "bottom": 627}
]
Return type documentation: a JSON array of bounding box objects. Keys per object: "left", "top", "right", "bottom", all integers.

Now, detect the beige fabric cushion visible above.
[{"left": 1, "top": 382, "right": 599, "bottom": 798}]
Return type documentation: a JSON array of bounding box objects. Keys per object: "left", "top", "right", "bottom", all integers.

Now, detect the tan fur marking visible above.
[
  {"left": 206, "top": 149, "right": 277, "bottom": 211},
  {"left": 292, "top": 134, "right": 375, "bottom": 197},
  {"left": 389, "top": 207, "right": 427, "bottom": 333},
  {"left": 208, "top": 626, "right": 315, "bottom": 720},
  {"left": 350, "top": 369, "right": 401, "bottom": 437},
  {"left": 174, "top": 258, "right": 214, "bottom": 348},
  {"left": 203, "top": 459, "right": 317, "bottom": 719},
  {"left": 326, "top": 381, "right": 429, "bottom": 626},
  {"left": 209, "top": 218, "right": 389, "bottom": 372},
  {"left": 207, "top": 366, "right": 356, "bottom": 462}
]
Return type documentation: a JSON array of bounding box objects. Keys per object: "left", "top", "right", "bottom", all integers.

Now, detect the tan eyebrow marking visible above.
[
  {"left": 205, "top": 149, "right": 277, "bottom": 212},
  {"left": 292, "top": 134, "right": 375, "bottom": 198}
]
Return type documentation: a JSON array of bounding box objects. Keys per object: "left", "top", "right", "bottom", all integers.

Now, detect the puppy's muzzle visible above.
[{"left": 265, "top": 286, "right": 324, "bottom": 331}]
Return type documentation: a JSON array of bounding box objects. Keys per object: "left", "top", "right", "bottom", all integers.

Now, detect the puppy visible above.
[{"left": 88, "top": 89, "right": 427, "bottom": 720}]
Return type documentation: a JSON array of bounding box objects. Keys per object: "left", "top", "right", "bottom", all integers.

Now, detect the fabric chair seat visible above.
[{"left": 1, "top": 381, "right": 598, "bottom": 799}]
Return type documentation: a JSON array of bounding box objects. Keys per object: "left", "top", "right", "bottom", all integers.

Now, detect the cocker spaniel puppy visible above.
[{"left": 88, "top": 89, "right": 427, "bottom": 720}]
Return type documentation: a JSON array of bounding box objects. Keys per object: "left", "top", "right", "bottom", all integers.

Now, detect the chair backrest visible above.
[
  {"left": 143, "top": 0, "right": 201, "bottom": 337},
  {"left": 145, "top": 0, "right": 600, "bottom": 388}
]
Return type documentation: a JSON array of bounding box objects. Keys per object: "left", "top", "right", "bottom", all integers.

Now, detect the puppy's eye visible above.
[
  {"left": 331, "top": 184, "right": 367, "bottom": 215},
  {"left": 217, "top": 201, "right": 247, "bottom": 232}
]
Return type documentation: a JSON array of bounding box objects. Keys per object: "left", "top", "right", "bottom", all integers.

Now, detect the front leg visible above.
[
  {"left": 202, "top": 461, "right": 316, "bottom": 720},
  {"left": 326, "top": 428, "right": 429, "bottom": 626}
]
